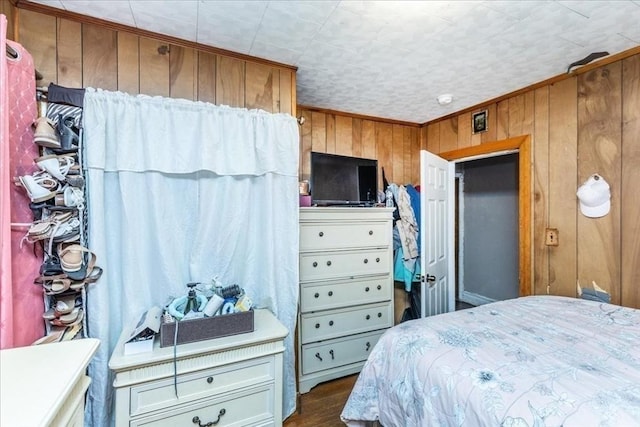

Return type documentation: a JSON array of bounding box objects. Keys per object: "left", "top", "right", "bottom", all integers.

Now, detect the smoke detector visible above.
[{"left": 437, "top": 94, "right": 453, "bottom": 105}]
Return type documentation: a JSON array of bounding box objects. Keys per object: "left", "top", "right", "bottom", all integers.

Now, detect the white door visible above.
[{"left": 420, "top": 150, "right": 455, "bottom": 317}]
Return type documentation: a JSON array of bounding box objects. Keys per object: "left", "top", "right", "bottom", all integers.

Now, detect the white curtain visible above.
[{"left": 82, "top": 88, "right": 300, "bottom": 426}]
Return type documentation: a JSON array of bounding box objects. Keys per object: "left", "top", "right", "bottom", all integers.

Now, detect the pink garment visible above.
[{"left": 0, "top": 17, "right": 44, "bottom": 349}]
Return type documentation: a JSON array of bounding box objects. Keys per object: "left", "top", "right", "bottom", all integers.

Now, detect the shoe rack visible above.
[{"left": 15, "top": 87, "right": 102, "bottom": 344}]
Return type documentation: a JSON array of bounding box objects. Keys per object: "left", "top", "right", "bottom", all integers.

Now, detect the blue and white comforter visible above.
[{"left": 341, "top": 296, "right": 640, "bottom": 427}]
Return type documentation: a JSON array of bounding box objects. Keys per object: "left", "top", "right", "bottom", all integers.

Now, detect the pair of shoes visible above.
[
  {"left": 34, "top": 154, "right": 76, "bottom": 182},
  {"left": 54, "top": 186, "right": 84, "bottom": 209},
  {"left": 58, "top": 243, "right": 100, "bottom": 281},
  {"left": 14, "top": 171, "right": 60, "bottom": 203},
  {"left": 26, "top": 211, "right": 80, "bottom": 244},
  {"left": 34, "top": 274, "right": 71, "bottom": 295},
  {"left": 49, "top": 308, "right": 84, "bottom": 327},
  {"left": 42, "top": 293, "right": 80, "bottom": 318},
  {"left": 33, "top": 115, "right": 79, "bottom": 153}
]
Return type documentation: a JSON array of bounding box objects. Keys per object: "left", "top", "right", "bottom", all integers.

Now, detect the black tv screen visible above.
[{"left": 310, "top": 152, "right": 378, "bottom": 206}]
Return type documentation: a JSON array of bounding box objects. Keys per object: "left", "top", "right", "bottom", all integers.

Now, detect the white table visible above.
[{"left": 0, "top": 338, "right": 100, "bottom": 426}]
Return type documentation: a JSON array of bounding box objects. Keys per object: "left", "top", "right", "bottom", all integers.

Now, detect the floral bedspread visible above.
[{"left": 341, "top": 296, "right": 640, "bottom": 427}]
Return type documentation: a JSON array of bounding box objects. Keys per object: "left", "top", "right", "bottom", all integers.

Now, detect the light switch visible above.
[{"left": 545, "top": 228, "right": 559, "bottom": 246}]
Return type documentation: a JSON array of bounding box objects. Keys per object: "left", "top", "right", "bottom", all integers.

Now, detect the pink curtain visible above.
[{"left": 0, "top": 15, "right": 44, "bottom": 349}]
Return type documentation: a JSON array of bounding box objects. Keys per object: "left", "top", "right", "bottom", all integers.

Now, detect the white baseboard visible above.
[{"left": 459, "top": 290, "right": 496, "bottom": 307}]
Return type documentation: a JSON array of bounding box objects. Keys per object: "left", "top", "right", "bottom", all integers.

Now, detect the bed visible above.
[{"left": 341, "top": 295, "right": 640, "bottom": 427}]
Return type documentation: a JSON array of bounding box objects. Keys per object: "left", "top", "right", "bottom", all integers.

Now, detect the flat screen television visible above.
[{"left": 310, "top": 152, "right": 378, "bottom": 206}]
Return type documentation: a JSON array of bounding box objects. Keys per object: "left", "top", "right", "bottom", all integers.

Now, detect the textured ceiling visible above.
[{"left": 30, "top": 0, "right": 640, "bottom": 123}]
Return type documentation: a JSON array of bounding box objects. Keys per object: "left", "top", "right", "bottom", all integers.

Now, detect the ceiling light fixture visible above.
[{"left": 437, "top": 94, "right": 453, "bottom": 105}]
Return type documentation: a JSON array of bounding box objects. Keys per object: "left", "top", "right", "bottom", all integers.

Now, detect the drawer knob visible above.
[
  {"left": 319, "top": 231, "right": 324, "bottom": 237},
  {"left": 192, "top": 409, "right": 225, "bottom": 426},
  {"left": 366, "top": 314, "right": 371, "bottom": 320},
  {"left": 369, "top": 230, "right": 373, "bottom": 235},
  {"left": 315, "top": 323, "right": 320, "bottom": 329},
  {"left": 315, "top": 352, "right": 323, "bottom": 361},
  {"left": 377, "top": 285, "right": 382, "bottom": 290},
  {"left": 378, "top": 312, "right": 382, "bottom": 318},
  {"left": 365, "top": 287, "right": 370, "bottom": 292},
  {"left": 313, "top": 261, "right": 318, "bottom": 267},
  {"left": 326, "top": 260, "right": 332, "bottom": 266},
  {"left": 364, "top": 258, "right": 368, "bottom": 264},
  {"left": 366, "top": 342, "right": 371, "bottom": 351},
  {"left": 376, "top": 257, "right": 380, "bottom": 263},
  {"left": 329, "top": 320, "right": 334, "bottom": 326},
  {"left": 206, "top": 376, "right": 213, "bottom": 384},
  {"left": 314, "top": 292, "right": 319, "bottom": 298},
  {"left": 328, "top": 291, "right": 333, "bottom": 297}
]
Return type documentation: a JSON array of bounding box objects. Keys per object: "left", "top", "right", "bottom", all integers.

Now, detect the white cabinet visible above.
[
  {"left": 109, "top": 309, "right": 288, "bottom": 427},
  {"left": 0, "top": 338, "right": 99, "bottom": 427},
  {"left": 298, "top": 207, "right": 394, "bottom": 393}
]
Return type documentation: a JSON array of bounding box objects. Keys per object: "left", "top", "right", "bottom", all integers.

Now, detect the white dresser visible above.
[
  {"left": 298, "top": 207, "right": 394, "bottom": 393},
  {"left": 109, "top": 309, "right": 288, "bottom": 427},
  {"left": 0, "top": 338, "right": 100, "bottom": 427}
]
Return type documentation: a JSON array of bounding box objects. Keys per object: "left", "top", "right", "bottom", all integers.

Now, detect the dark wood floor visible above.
[
  {"left": 284, "top": 374, "right": 358, "bottom": 427},
  {"left": 284, "top": 302, "right": 475, "bottom": 426}
]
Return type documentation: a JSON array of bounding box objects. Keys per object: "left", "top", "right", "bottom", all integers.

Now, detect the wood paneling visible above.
[
  {"left": 496, "top": 100, "right": 509, "bottom": 140},
  {"left": 481, "top": 104, "right": 497, "bottom": 143},
  {"left": 245, "top": 62, "right": 278, "bottom": 111},
  {"left": 546, "top": 79, "right": 578, "bottom": 297},
  {"left": 376, "top": 123, "right": 393, "bottom": 185},
  {"left": 297, "top": 110, "right": 420, "bottom": 193},
  {"left": 351, "top": 118, "right": 362, "bottom": 157},
  {"left": 335, "top": 116, "right": 351, "bottom": 156},
  {"left": 169, "top": 44, "right": 196, "bottom": 100},
  {"left": 533, "top": 86, "right": 550, "bottom": 296},
  {"left": 577, "top": 63, "right": 622, "bottom": 304},
  {"left": 279, "top": 69, "right": 293, "bottom": 115},
  {"left": 18, "top": 10, "right": 56, "bottom": 83},
  {"left": 1, "top": 0, "right": 15, "bottom": 40},
  {"left": 426, "top": 122, "right": 440, "bottom": 153},
  {"left": 427, "top": 52, "right": 640, "bottom": 308},
  {"left": 56, "top": 19, "right": 82, "bottom": 88},
  {"left": 10, "top": 7, "right": 295, "bottom": 112},
  {"left": 392, "top": 124, "right": 404, "bottom": 183},
  {"left": 621, "top": 55, "right": 640, "bottom": 308},
  {"left": 139, "top": 37, "right": 169, "bottom": 96},
  {"left": 197, "top": 51, "right": 216, "bottom": 103},
  {"left": 300, "top": 108, "right": 313, "bottom": 182},
  {"left": 216, "top": 55, "right": 244, "bottom": 107},
  {"left": 117, "top": 32, "right": 140, "bottom": 95},
  {"left": 439, "top": 117, "right": 457, "bottom": 152},
  {"left": 82, "top": 24, "right": 117, "bottom": 90},
  {"left": 361, "top": 120, "right": 376, "bottom": 160}
]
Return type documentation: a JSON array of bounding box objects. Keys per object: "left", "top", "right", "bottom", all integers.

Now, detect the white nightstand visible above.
[{"left": 109, "top": 309, "right": 288, "bottom": 426}]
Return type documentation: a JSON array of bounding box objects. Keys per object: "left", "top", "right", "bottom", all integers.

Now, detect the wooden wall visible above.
[
  {"left": 7, "top": 5, "right": 295, "bottom": 115},
  {"left": 298, "top": 107, "right": 421, "bottom": 191},
  {"left": 423, "top": 52, "right": 640, "bottom": 308}
]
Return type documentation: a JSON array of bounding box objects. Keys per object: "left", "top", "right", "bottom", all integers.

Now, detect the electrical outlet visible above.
[{"left": 545, "top": 228, "right": 559, "bottom": 246}]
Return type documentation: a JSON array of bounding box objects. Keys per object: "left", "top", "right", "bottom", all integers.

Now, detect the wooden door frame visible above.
[{"left": 439, "top": 135, "right": 532, "bottom": 297}]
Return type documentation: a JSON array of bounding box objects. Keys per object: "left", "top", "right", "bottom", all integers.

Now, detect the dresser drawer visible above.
[
  {"left": 300, "top": 248, "right": 390, "bottom": 282},
  {"left": 129, "top": 357, "right": 274, "bottom": 416},
  {"left": 300, "top": 275, "right": 391, "bottom": 313},
  {"left": 130, "top": 384, "right": 274, "bottom": 427},
  {"left": 300, "top": 302, "right": 393, "bottom": 344},
  {"left": 300, "top": 222, "right": 389, "bottom": 251},
  {"left": 301, "top": 330, "right": 384, "bottom": 375}
]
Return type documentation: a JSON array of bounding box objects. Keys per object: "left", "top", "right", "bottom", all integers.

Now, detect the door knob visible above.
[{"left": 425, "top": 274, "right": 436, "bottom": 282}]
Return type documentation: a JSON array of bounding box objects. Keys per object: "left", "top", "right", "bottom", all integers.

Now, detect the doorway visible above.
[
  {"left": 455, "top": 153, "right": 519, "bottom": 306},
  {"left": 440, "top": 135, "right": 532, "bottom": 302}
]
